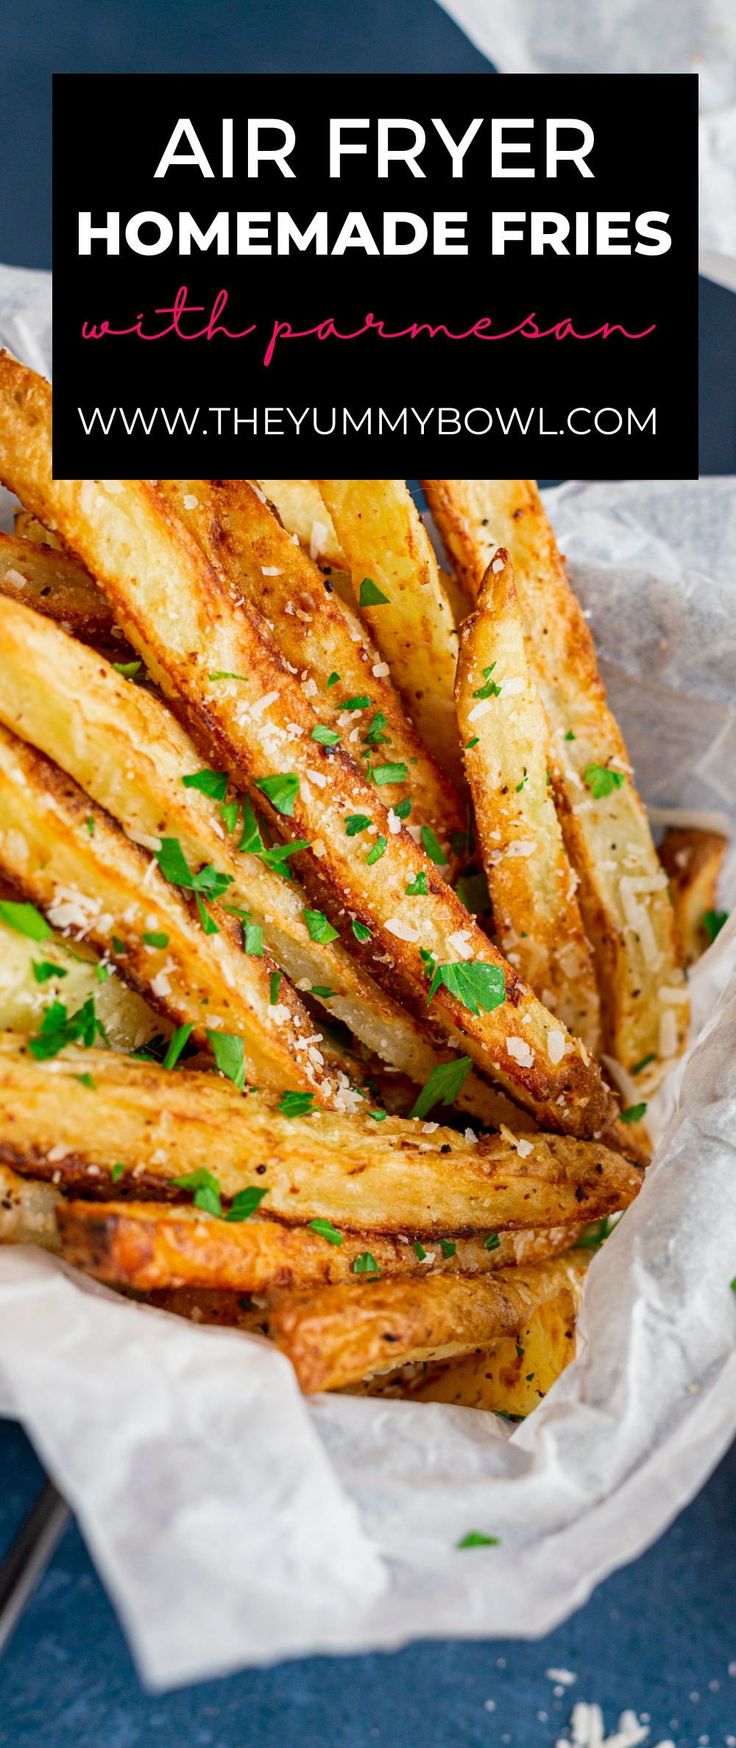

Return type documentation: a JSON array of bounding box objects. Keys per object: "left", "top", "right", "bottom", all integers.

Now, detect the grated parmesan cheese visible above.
[
  {"left": 385, "top": 916, "right": 419, "bottom": 942},
  {"left": 507, "top": 1036, "right": 535, "bottom": 1067}
]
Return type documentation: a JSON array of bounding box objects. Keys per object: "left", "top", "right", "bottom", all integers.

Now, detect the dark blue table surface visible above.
[{"left": 0, "top": 0, "right": 734, "bottom": 1735}]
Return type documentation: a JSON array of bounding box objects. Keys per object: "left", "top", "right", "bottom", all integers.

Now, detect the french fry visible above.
[
  {"left": 0, "top": 359, "right": 615, "bottom": 1136},
  {"left": 0, "top": 1037, "right": 642, "bottom": 1233},
  {"left": 157, "top": 477, "right": 465, "bottom": 857},
  {"left": 0, "top": 1163, "right": 61, "bottom": 1251},
  {"left": 456, "top": 554, "right": 601, "bottom": 1051},
  {"left": 0, "top": 916, "right": 162, "bottom": 1051},
  {"left": 0, "top": 725, "right": 340, "bottom": 1103},
  {"left": 0, "top": 529, "right": 116, "bottom": 643},
  {"left": 0, "top": 591, "right": 523, "bottom": 1130},
  {"left": 256, "top": 480, "right": 344, "bottom": 567},
  {"left": 658, "top": 827, "right": 729, "bottom": 966},
  {"left": 365, "top": 1250, "right": 587, "bottom": 1410},
  {"left": 268, "top": 1254, "right": 584, "bottom": 1392},
  {"left": 424, "top": 478, "right": 688, "bottom": 1092},
  {"left": 318, "top": 479, "right": 462, "bottom": 785},
  {"left": 57, "top": 1196, "right": 580, "bottom": 1293}
]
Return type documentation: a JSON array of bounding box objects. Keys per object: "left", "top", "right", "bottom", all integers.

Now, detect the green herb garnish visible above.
[
  {"left": 207, "top": 1031, "right": 246, "bottom": 1090},
  {"left": 278, "top": 1090, "right": 316, "bottom": 1118},
  {"left": 371, "top": 762, "right": 408, "bottom": 787},
  {"left": 409, "top": 1056, "right": 472, "bottom": 1120},
  {"left": 182, "top": 769, "right": 229, "bottom": 800},
  {"left": 304, "top": 908, "right": 339, "bottom": 944},
  {"left": 584, "top": 763, "right": 625, "bottom": 799},
  {"left": 346, "top": 813, "right": 372, "bottom": 836},
  {"left": 308, "top": 1217, "right": 344, "bottom": 1246},
  {"left": 31, "top": 960, "right": 67, "bottom": 983},
  {"left": 366, "top": 836, "right": 387, "bottom": 865},
  {"left": 254, "top": 774, "right": 300, "bottom": 817},
  {"left": 0, "top": 900, "right": 52, "bottom": 942},
  {"left": 311, "top": 724, "right": 340, "bottom": 747},
  {"left": 420, "top": 826, "right": 448, "bottom": 867},
  {"left": 353, "top": 1251, "right": 380, "bottom": 1275},
  {"left": 359, "top": 578, "right": 389, "bottom": 607},
  {"left": 351, "top": 920, "right": 372, "bottom": 943},
  {"left": 426, "top": 962, "right": 506, "bottom": 1017}
]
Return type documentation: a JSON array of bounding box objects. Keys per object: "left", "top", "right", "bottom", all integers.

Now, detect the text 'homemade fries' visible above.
[{"left": 0, "top": 357, "right": 707, "bottom": 1405}]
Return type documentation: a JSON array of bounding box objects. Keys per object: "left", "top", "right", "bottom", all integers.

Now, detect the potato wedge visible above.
[
  {"left": 0, "top": 1037, "right": 642, "bottom": 1233},
  {"left": 456, "top": 554, "right": 601, "bottom": 1051},
  {"left": 0, "top": 725, "right": 340, "bottom": 1103},
  {"left": 658, "top": 827, "right": 729, "bottom": 966},
  {"left": 0, "top": 916, "right": 162, "bottom": 1051},
  {"left": 318, "top": 479, "right": 462, "bottom": 785},
  {"left": 0, "top": 591, "right": 523, "bottom": 1131},
  {"left": 424, "top": 478, "right": 688, "bottom": 1092},
  {"left": 157, "top": 477, "right": 464, "bottom": 857},
  {"left": 256, "top": 480, "right": 344, "bottom": 567},
  {"left": 57, "top": 1196, "right": 580, "bottom": 1293},
  {"left": 0, "top": 1162, "right": 61, "bottom": 1251},
  {"left": 0, "top": 529, "right": 116, "bottom": 644},
  {"left": 268, "top": 1254, "right": 584, "bottom": 1392},
  {"left": 0, "top": 360, "right": 615, "bottom": 1136},
  {"left": 13, "top": 510, "right": 59, "bottom": 548},
  {"left": 366, "top": 1249, "right": 587, "bottom": 1410}
]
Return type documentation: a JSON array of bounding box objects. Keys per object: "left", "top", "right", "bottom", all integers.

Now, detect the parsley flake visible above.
[
  {"left": 207, "top": 1031, "right": 246, "bottom": 1090},
  {"left": 304, "top": 908, "right": 339, "bottom": 944},
  {"left": 244, "top": 922, "right": 263, "bottom": 957},
  {"left": 473, "top": 664, "right": 502, "bottom": 701},
  {"left": 339, "top": 694, "right": 371, "bottom": 712},
  {"left": 174, "top": 1167, "right": 222, "bottom": 1218},
  {"left": 311, "top": 724, "right": 340, "bottom": 747},
  {"left": 620, "top": 1102, "right": 647, "bottom": 1124},
  {"left": 372, "top": 762, "right": 408, "bottom": 786},
  {"left": 483, "top": 1232, "right": 501, "bottom": 1252},
  {"left": 0, "top": 900, "right": 52, "bottom": 942},
  {"left": 308, "top": 1217, "right": 344, "bottom": 1246},
  {"left": 366, "top": 836, "right": 388, "bottom": 865},
  {"left": 162, "top": 1024, "right": 194, "bottom": 1071},
  {"left": 142, "top": 931, "right": 169, "bottom": 949},
  {"left": 352, "top": 920, "right": 372, "bottom": 943},
  {"left": 426, "top": 962, "right": 506, "bottom": 1017},
  {"left": 394, "top": 797, "right": 412, "bottom": 820},
  {"left": 278, "top": 1090, "right": 316, "bottom": 1118},
  {"left": 31, "top": 960, "right": 67, "bottom": 984},
  {"left": 406, "top": 870, "right": 428, "bottom": 896},
  {"left": 254, "top": 773, "right": 300, "bottom": 817},
  {"left": 359, "top": 578, "right": 390, "bottom": 607},
  {"left": 703, "top": 908, "right": 729, "bottom": 944},
  {"left": 353, "top": 1251, "right": 380, "bottom": 1275},
  {"left": 632, "top": 1052, "right": 656, "bottom": 1075},
  {"left": 225, "top": 1186, "right": 269, "bottom": 1223},
  {"left": 29, "top": 997, "right": 106, "bottom": 1061},
  {"left": 327, "top": 671, "right": 340, "bottom": 688},
  {"left": 113, "top": 660, "right": 143, "bottom": 679},
  {"left": 110, "top": 1163, "right": 125, "bottom": 1183},
  {"left": 421, "top": 826, "right": 448, "bottom": 867},
  {"left": 409, "top": 1056, "right": 472, "bottom": 1120},
  {"left": 346, "top": 813, "right": 371, "bottom": 836},
  {"left": 440, "top": 1239, "right": 457, "bottom": 1259},
  {"left": 414, "top": 1241, "right": 428, "bottom": 1261},
  {"left": 182, "top": 769, "right": 229, "bottom": 800},
  {"left": 584, "top": 763, "right": 625, "bottom": 799},
  {"left": 456, "top": 1531, "right": 500, "bottom": 1549}
]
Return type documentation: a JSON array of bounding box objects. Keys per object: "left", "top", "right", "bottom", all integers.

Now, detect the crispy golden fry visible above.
[
  {"left": 0, "top": 1163, "right": 61, "bottom": 1251},
  {"left": 13, "top": 510, "right": 59, "bottom": 548},
  {"left": 268, "top": 1254, "right": 583, "bottom": 1392},
  {"left": 424, "top": 478, "right": 688, "bottom": 1092},
  {"left": 0, "top": 917, "right": 162, "bottom": 1051},
  {"left": 0, "top": 1038, "right": 642, "bottom": 1232},
  {"left": 318, "top": 479, "right": 462, "bottom": 785},
  {"left": 0, "top": 593, "right": 521, "bottom": 1130},
  {"left": 142, "top": 1287, "right": 270, "bottom": 1334},
  {"left": 456, "top": 555, "right": 601, "bottom": 1051},
  {"left": 0, "top": 529, "right": 115, "bottom": 643},
  {"left": 256, "top": 480, "right": 344, "bottom": 566},
  {"left": 158, "top": 477, "right": 464, "bottom": 856},
  {"left": 658, "top": 827, "right": 729, "bottom": 966},
  {"left": 0, "top": 725, "right": 339, "bottom": 1102},
  {"left": 366, "top": 1250, "right": 587, "bottom": 1410},
  {"left": 0, "top": 360, "right": 615, "bottom": 1135},
  {"left": 57, "top": 1196, "right": 580, "bottom": 1293}
]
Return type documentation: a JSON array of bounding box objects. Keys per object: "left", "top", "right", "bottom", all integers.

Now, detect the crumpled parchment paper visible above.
[
  {"left": 0, "top": 265, "right": 734, "bottom": 1690},
  {"left": 437, "top": 0, "right": 736, "bottom": 293}
]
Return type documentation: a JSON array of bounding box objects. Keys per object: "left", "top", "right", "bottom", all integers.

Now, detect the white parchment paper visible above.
[
  {"left": 438, "top": 0, "right": 736, "bottom": 293},
  {"left": 0, "top": 266, "right": 735, "bottom": 1690}
]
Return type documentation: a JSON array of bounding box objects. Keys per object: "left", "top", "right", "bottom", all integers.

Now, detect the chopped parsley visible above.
[
  {"left": 371, "top": 762, "right": 408, "bottom": 787},
  {"left": 225, "top": 1186, "right": 269, "bottom": 1223},
  {"left": 220, "top": 800, "right": 240, "bottom": 833},
  {"left": 238, "top": 798, "right": 309, "bottom": 876},
  {"left": 515, "top": 771, "right": 529, "bottom": 792},
  {"left": 74, "top": 1073, "right": 96, "bottom": 1090},
  {"left": 620, "top": 1102, "right": 647, "bottom": 1124},
  {"left": 182, "top": 769, "right": 229, "bottom": 800},
  {"left": 208, "top": 670, "right": 246, "bottom": 682},
  {"left": 110, "top": 1163, "right": 125, "bottom": 1183},
  {"left": 394, "top": 797, "right": 412, "bottom": 820},
  {"left": 359, "top": 578, "right": 390, "bottom": 607},
  {"left": 156, "top": 837, "right": 233, "bottom": 901},
  {"left": 174, "top": 1167, "right": 223, "bottom": 1218},
  {"left": 565, "top": 729, "right": 576, "bottom": 741},
  {"left": 473, "top": 663, "right": 501, "bottom": 701},
  {"left": 311, "top": 724, "right": 340, "bottom": 747},
  {"left": 29, "top": 996, "right": 107, "bottom": 1061},
  {"left": 269, "top": 972, "right": 281, "bottom": 1005},
  {"left": 421, "top": 825, "right": 448, "bottom": 867},
  {"left": 162, "top": 1024, "right": 194, "bottom": 1071},
  {"left": 308, "top": 1217, "right": 344, "bottom": 1246},
  {"left": 406, "top": 870, "right": 428, "bottom": 896},
  {"left": 456, "top": 1531, "right": 500, "bottom": 1549},
  {"left": 142, "top": 931, "right": 169, "bottom": 949},
  {"left": 483, "top": 1232, "right": 501, "bottom": 1252},
  {"left": 584, "top": 763, "right": 625, "bottom": 799},
  {"left": 85, "top": 815, "right": 95, "bottom": 835},
  {"left": 409, "top": 1056, "right": 472, "bottom": 1120},
  {"left": 339, "top": 694, "right": 371, "bottom": 712},
  {"left": 327, "top": 671, "right": 340, "bottom": 688},
  {"left": 244, "top": 922, "right": 263, "bottom": 957},
  {"left": 113, "top": 660, "right": 143, "bottom": 679},
  {"left": 576, "top": 1217, "right": 615, "bottom": 1249},
  {"left": 196, "top": 896, "right": 220, "bottom": 935},
  {"left": 351, "top": 920, "right": 372, "bottom": 943},
  {"left": 369, "top": 1109, "right": 387, "bottom": 1121},
  {"left": 353, "top": 1251, "right": 380, "bottom": 1275},
  {"left": 364, "top": 711, "right": 388, "bottom": 747},
  {"left": 454, "top": 868, "right": 491, "bottom": 916},
  {"left": 304, "top": 908, "right": 339, "bottom": 944},
  {"left": 426, "top": 962, "right": 506, "bottom": 1017},
  {"left": 419, "top": 947, "right": 437, "bottom": 977},
  {"left": 465, "top": 736, "right": 479, "bottom": 750},
  {"left": 439, "top": 1239, "right": 457, "bottom": 1259},
  {"left": 310, "top": 984, "right": 335, "bottom": 998},
  {"left": 703, "top": 908, "right": 729, "bottom": 944},
  {"left": 346, "top": 813, "right": 372, "bottom": 836},
  {"left": 0, "top": 900, "right": 52, "bottom": 942},
  {"left": 632, "top": 1052, "right": 656, "bottom": 1076},
  {"left": 254, "top": 773, "right": 300, "bottom": 817},
  {"left": 414, "top": 1241, "right": 428, "bottom": 1261},
  {"left": 366, "top": 836, "right": 387, "bottom": 865},
  {"left": 207, "top": 1031, "right": 246, "bottom": 1090},
  {"left": 31, "top": 960, "right": 67, "bottom": 984},
  {"left": 278, "top": 1090, "right": 316, "bottom": 1118}
]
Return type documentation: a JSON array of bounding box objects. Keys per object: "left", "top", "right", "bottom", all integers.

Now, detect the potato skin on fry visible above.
[
  {"left": 0, "top": 1163, "right": 61, "bottom": 1251},
  {"left": 268, "top": 1255, "right": 583, "bottom": 1392},
  {"left": 57, "top": 1197, "right": 580, "bottom": 1293},
  {"left": 658, "top": 827, "right": 729, "bottom": 966},
  {"left": 425, "top": 478, "right": 688, "bottom": 1092},
  {"left": 0, "top": 529, "right": 114, "bottom": 643},
  {"left": 0, "top": 360, "right": 615, "bottom": 1136},
  {"left": 0, "top": 1039, "right": 642, "bottom": 1235},
  {"left": 456, "top": 554, "right": 601, "bottom": 1051}
]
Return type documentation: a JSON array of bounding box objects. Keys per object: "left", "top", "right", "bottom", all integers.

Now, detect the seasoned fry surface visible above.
[{"left": 658, "top": 826, "right": 729, "bottom": 966}]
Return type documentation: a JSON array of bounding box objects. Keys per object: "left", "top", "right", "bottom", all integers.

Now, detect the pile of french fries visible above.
[{"left": 0, "top": 354, "right": 727, "bottom": 1410}]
